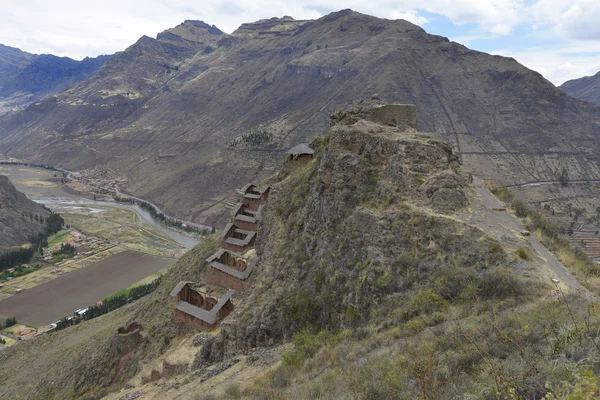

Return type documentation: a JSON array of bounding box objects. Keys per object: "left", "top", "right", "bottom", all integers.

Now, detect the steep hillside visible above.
[
  {"left": 0, "top": 44, "right": 111, "bottom": 115},
  {"left": 3, "top": 103, "right": 600, "bottom": 399},
  {"left": 2, "top": 10, "right": 600, "bottom": 228},
  {"left": 0, "top": 175, "right": 51, "bottom": 252},
  {"left": 560, "top": 71, "right": 600, "bottom": 104}
]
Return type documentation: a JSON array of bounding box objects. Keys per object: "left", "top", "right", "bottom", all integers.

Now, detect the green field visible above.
[
  {"left": 48, "top": 230, "right": 74, "bottom": 247},
  {"left": 61, "top": 207, "right": 181, "bottom": 255}
]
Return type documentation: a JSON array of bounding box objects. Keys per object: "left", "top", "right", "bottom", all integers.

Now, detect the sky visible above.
[{"left": 2, "top": 0, "right": 600, "bottom": 85}]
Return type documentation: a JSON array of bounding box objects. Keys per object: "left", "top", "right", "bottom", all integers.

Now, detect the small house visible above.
[
  {"left": 240, "top": 184, "right": 270, "bottom": 210},
  {"left": 231, "top": 202, "right": 263, "bottom": 231},
  {"left": 220, "top": 223, "right": 256, "bottom": 253},
  {"left": 206, "top": 249, "right": 257, "bottom": 292},
  {"left": 286, "top": 143, "right": 315, "bottom": 165},
  {"left": 169, "top": 282, "right": 235, "bottom": 331}
]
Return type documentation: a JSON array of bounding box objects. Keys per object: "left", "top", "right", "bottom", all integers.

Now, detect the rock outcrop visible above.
[{"left": 192, "top": 102, "right": 507, "bottom": 365}]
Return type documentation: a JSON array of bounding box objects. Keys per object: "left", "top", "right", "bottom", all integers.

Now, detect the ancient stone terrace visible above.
[
  {"left": 240, "top": 184, "right": 270, "bottom": 210},
  {"left": 206, "top": 248, "right": 257, "bottom": 292},
  {"left": 220, "top": 223, "right": 256, "bottom": 253},
  {"left": 169, "top": 282, "right": 234, "bottom": 331},
  {"left": 232, "top": 202, "right": 263, "bottom": 231}
]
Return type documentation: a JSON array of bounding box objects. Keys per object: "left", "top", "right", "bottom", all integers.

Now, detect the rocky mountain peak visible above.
[{"left": 157, "top": 20, "right": 224, "bottom": 44}]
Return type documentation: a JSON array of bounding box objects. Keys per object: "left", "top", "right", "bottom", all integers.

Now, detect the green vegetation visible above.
[
  {"left": 48, "top": 230, "right": 72, "bottom": 247},
  {"left": 0, "top": 213, "right": 64, "bottom": 271},
  {"left": 2, "top": 317, "right": 17, "bottom": 329},
  {"left": 236, "top": 291, "right": 600, "bottom": 399},
  {"left": 0, "top": 264, "right": 41, "bottom": 281},
  {"left": 113, "top": 196, "right": 211, "bottom": 234}
]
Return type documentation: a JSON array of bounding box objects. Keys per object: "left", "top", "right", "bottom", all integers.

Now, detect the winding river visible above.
[
  {"left": 37, "top": 198, "right": 200, "bottom": 248},
  {"left": 0, "top": 164, "right": 199, "bottom": 248}
]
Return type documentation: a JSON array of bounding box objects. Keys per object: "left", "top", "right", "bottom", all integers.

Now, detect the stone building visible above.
[
  {"left": 169, "top": 282, "right": 234, "bottom": 331},
  {"left": 241, "top": 184, "right": 270, "bottom": 210},
  {"left": 286, "top": 143, "right": 315, "bottom": 166},
  {"left": 206, "top": 248, "right": 257, "bottom": 292},
  {"left": 220, "top": 223, "right": 256, "bottom": 253},
  {"left": 232, "top": 202, "right": 263, "bottom": 231}
]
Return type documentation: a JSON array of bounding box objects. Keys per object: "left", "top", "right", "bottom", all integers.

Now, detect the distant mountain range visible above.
[
  {"left": 0, "top": 44, "right": 111, "bottom": 115},
  {"left": 1, "top": 10, "right": 600, "bottom": 227},
  {"left": 560, "top": 71, "right": 600, "bottom": 104}
]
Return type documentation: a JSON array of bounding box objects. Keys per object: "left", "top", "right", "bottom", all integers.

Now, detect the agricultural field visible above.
[
  {"left": 0, "top": 243, "right": 124, "bottom": 301},
  {"left": 0, "top": 250, "right": 175, "bottom": 327},
  {"left": 60, "top": 206, "right": 182, "bottom": 256}
]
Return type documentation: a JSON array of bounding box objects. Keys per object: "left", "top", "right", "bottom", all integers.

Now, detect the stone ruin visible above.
[
  {"left": 112, "top": 322, "right": 144, "bottom": 355},
  {"left": 169, "top": 181, "right": 270, "bottom": 330},
  {"left": 330, "top": 98, "right": 417, "bottom": 130}
]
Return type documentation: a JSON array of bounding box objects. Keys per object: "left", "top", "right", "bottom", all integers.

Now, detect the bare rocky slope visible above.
[
  {"left": 0, "top": 175, "right": 51, "bottom": 252},
  {"left": 2, "top": 10, "right": 600, "bottom": 228},
  {"left": 560, "top": 70, "right": 600, "bottom": 104},
  {"left": 0, "top": 44, "right": 111, "bottom": 115},
  {"left": 4, "top": 104, "right": 599, "bottom": 399}
]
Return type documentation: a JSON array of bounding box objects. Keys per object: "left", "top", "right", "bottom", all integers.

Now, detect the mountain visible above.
[
  {"left": 560, "top": 71, "right": 600, "bottom": 104},
  {"left": 2, "top": 10, "right": 600, "bottom": 228},
  {"left": 0, "top": 175, "right": 51, "bottom": 252},
  {"left": 1, "top": 102, "right": 597, "bottom": 399},
  {"left": 0, "top": 44, "right": 111, "bottom": 115}
]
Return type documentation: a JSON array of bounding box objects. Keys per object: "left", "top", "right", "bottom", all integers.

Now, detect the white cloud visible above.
[
  {"left": 0, "top": 0, "right": 527, "bottom": 59},
  {"left": 491, "top": 40, "right": 600, "bottom": 85}
]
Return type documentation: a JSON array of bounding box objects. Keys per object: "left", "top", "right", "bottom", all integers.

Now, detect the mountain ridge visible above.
[
  {"left": 0, "top": 44, "right": 111, "bottom": 115},
  {"left": 1, "top": 10, "right": 600, "bottom": 227},
  {"left": 560, "top": 70, "right": 600, "bottom": 104}
]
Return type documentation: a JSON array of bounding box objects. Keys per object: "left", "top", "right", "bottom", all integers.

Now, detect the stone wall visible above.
[
  {"left": 331, "top": 99, "right": 418, "bottom": 130},
  {"left": 173, "top": 309, "right": 215, "bottom": 331},
  {"left": 207, "top": 268, "right": 247, "bottom": 292},
  {"left": 232, "top": 218, "right": 256, "bottom": 231},
  {"left": 365, "top": 104, "right": 417, "bottom": 129}
]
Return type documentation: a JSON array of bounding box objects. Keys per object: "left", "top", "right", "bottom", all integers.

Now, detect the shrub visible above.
[
  {"left": 512, "top": 199, "right": 531, "bottom": 218},
  {"left": 515, "top": 247, "right": 531, "bottom": 261},
  {"left": 479, "top": 269, "right": 523, "bottom": 299}
]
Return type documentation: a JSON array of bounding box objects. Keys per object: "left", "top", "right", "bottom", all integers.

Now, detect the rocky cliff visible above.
[
  {"left": 0, "top": 44, "right": 111, "bottom": 115},
  {"left": 0, "top": 175, "right": 51, "bottom": 252},
  {"left": 2, "top": 10, "right": 600, "bottom": 227},
  {"left": 560, "top": 70, "right": 600, "bottom": 104}
]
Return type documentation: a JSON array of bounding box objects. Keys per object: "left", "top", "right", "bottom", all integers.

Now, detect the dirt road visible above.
[
  {"left": 0, "top": 250, "right": 174, "bottom": 326},
  {"left": 472, "top": 176, "right": 583, "bottom": 292}
]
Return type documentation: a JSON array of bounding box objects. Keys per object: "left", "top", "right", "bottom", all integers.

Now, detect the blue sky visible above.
[{"left": 2, "top": 0, "right": 600, "bottom": 85}]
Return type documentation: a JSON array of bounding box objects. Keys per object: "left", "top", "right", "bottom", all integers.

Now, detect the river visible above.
[
  {"left": 37, "top": 198, "right": 200, "bottom": 248},
  {"left": 0, "top": 164, "right": 199, "bottom": 248}
]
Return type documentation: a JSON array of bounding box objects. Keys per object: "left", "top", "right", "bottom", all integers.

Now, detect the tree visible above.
[{"left": 560, "top": 166, "right": 569, "bottom": 187}]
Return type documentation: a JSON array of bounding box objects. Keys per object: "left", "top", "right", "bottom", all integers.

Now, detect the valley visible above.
[
  {"left": 0, "top": 164, "right": 203, "bottom": 342},
  {"left": 2, "top": 6, "right": 600, "bottom": 399}
]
